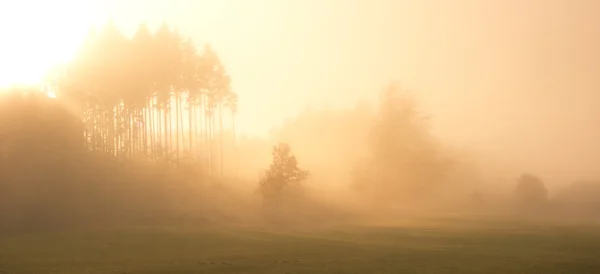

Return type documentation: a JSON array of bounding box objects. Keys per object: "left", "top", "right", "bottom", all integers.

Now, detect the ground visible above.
[{"left": 1, "top": 216, "right": 599, "bottom": 274}]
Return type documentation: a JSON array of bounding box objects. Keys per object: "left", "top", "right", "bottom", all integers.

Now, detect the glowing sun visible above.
[{"left": 0, "top": 0, "right": 105, "bottom": 88}]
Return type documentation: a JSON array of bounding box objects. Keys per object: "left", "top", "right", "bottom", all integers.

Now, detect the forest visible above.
[{"left": 52, "top": 22, "right": 235, "bottom": 175}]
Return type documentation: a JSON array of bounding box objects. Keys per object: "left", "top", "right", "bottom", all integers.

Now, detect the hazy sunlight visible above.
[
  {"left": 0, "top": 0, "right": 105, "bottom": 88},
  {"left": 2, "top": 1, "right": 600, "bottom": 273}
]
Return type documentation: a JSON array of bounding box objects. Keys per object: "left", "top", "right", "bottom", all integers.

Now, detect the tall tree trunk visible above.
[
  {"left": 149, "top": 98, "right": 156, "bottom": 160},
  {"left": 143, "top": 104, "right": 149, "bottom": 159},
  {"left": 188, "top": 94, "right": 194, "bottom": 156},
  {"left": 163, "top": 102, "right": 168, "bottom": 163},
  {"left": 206, "top": 102, "right": 213, "bottom": 177},
  {"left": 204, "top": 96, "right": 211, "bottom": 175},
  {"left": 200, "top": 95, "right": 206, "bottom": 166},
  {"left": 128, "top": 107, "right": 134, "bottom": 159},
  {"left": 179, "top": 95, "right": 184, "bottom": 161},
  {"left": 195, "top": 96, "right": 201, "bottom": 162},
  {"left": 231, "top": 109, "right": 236, "bottom": 178},
  {"left": 110, "top": 106, "right": 115, "bottom": 156},
  {"left": 155, "top": 102, "right": 161, "bottom": 161},
  {"left": 219, "top": 102, "right": 224, "bottom": 177},
  {"left": 115, "top": 104, "right": 120, "bottom": 159},
  {"left": 205, "top": 107, "right": 210, "bottom": 176},
  {"left": 175, "top": 92, "right": 180, "bottom": 165},
  {"left": 210, "top": 106, "right": 218, "bottom": 176},
  {"left": 157, "top": 104, "right": 163, "bottom": 161}
]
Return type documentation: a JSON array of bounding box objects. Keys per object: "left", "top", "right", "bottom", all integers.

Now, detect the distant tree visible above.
[
  {"left": 514, "top": 173, "right": 548, "bottom": 205},
  {"left": 258, "top": 143, "right": 308, "bottom": 207},
  {"left": 553, "top": 181, "right": 600, "bottom": 215},
  {"left": 352, "top": 82, "right": 451, "bottom": 204}
]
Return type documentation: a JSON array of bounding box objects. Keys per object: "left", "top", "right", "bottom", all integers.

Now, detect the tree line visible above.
[{"left": 47, "top": 22, "right": 236, "bottom": 177}]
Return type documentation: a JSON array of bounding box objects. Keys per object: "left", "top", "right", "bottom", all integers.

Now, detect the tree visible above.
[
  {"left": 198, "top": 44, "right": 232, "bottom": 176},
  {"left": 258, "top": 143, "right": 308, "bottom": 207},
  {"left": 514, "top": 173, "right": 548, "bottom": 205},
  {"left": 352, "top": 82, "right": 451, "bottom": 205},
  {"left": 224, "top": 92, "right": 238, "bottom": 177},
  {"left": 49, "top": 21, "right": 236, "bottom": 172}
]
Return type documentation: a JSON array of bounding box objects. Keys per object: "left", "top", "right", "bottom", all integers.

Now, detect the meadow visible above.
[{"left": 2, "top": 216, "right": 599, "bottom": 274}]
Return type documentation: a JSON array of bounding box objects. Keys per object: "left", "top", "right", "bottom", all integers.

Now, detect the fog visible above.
[
  {"left": 1, "top": 85, "right": 598, "bottom": 233},
  {"left": 1, "top": 0, "right": 600, "bottom": 234},
  {"left": 62, "top": 0, "right": 600, "bottom": 183}
]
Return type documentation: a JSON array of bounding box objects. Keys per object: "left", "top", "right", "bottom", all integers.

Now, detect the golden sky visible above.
[{"left": 1, "top": 0, "right": 599, "bottom": 180}]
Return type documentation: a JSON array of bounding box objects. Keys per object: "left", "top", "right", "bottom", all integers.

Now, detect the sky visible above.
[{"left": 1, "top": 0, "right": 599, "bottom": 181}]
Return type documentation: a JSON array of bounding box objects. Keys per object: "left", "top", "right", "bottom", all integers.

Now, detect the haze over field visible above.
[
  {"left": 3, "top": 0, "right": 599, "bottom": 184},
  {"left": 2, "top": 1, "right": 600, "bottom": 273}
]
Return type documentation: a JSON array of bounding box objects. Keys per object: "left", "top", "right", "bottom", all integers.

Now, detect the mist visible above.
[
  {"left": 2, "top": 82, "right": 597, "bottom": 233},
  {"left": 2, "top": 1, "right": 600, "bottom": 272}
]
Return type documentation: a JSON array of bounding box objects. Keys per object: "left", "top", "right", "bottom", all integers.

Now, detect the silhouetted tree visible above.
[
  {"left": 352, "top": 83, "right": 451, "bottom": 205},
  {"left": 197, "top": 44, "right": 232, "bottom": 176},
  {"left": 50, "top": 22, "right": 236, "bottom": 174},
  {"left": 514, "top": 173, "right": 548, "bottom": 205},
  {"left": 258, "top": 143, "right": 308, "bottom": 207}
]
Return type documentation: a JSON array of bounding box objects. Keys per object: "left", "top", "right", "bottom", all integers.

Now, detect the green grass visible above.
[{"left": 1, "top": 219, "right": 600, "bottom": 274}]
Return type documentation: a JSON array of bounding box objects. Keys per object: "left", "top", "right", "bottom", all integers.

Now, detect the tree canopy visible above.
[
  {"left": 46, "top": 22, "right": 237, "bottom": 175},
  {"left": 353, "top": 83, "right": 452, "bottom": 205}
]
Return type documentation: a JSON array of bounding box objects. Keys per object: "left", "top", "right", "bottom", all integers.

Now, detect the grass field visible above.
[{"left": 1, "top": 217, "right": 600, "bottom": 274}]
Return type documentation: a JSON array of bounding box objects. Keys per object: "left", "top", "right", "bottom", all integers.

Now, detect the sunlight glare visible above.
[
  {"left": 46, "top": 88, "right": 57, "bottom": 99},
  {"left": 0, "top": 0, "right": 106, "bottom": 88}
]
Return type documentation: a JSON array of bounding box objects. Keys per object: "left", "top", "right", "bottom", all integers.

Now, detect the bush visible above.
[
  {"left": 514, "top": 173, "right": 548, "bottom": 206},
  {"left": 257, "top": 143, "right": 308, "bottom": 208}
]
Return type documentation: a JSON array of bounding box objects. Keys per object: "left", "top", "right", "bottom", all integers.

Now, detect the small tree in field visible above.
[
  {"left": 514, "top": 173, "right": 548, "bottom": 206},
  {"left": 258, "top": 143, "right": 308, "bottom": 207}
]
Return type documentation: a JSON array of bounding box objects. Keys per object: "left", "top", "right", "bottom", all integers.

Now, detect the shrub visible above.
[
  {"left": 514, "top": 173, "right": 548, "bottom": 206},
  {"left": 257, "top": 143, "right": 308, "bottom": 207}
]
